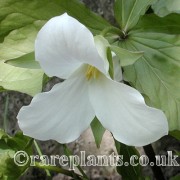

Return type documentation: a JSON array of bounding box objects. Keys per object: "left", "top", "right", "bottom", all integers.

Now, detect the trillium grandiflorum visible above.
[{"left": 17, "top": 13, "right": 168, "bottom": 146}]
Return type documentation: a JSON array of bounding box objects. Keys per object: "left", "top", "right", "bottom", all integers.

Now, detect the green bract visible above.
[
  {"left": 111, "top": 45, "right": 143, "bottom": 66},
  {"left": 91, "top": 117, "right": 105, "bottom": 148}
]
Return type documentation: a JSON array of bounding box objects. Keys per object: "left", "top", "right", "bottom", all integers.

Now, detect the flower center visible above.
[{"left": 86, "top": 65, "right": 100, "bottom": 80}]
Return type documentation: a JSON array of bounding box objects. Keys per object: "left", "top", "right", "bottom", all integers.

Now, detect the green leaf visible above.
[
  {"left": 0, "top": 0, "right": 111, "bottom": 60},
  {"left": 111, "top": 45, "right": 143, "bottom": 66},
  {"left": 115, "top": 141, "right": 142, "bottom": 180},
  {"left": 91, "top": 117, "right": 106, "bottom": 148},
  {"left": 169, "top": 130, "right": 180, "bottom": 140},
  {"left": 0, "top": 22, "right": 44, "bottom": 61},
  {"left": 0, "top": 130, "right": 33, "bottom": 180},
  {"left": 152, "top": 0, "right": 180, "bottom": 17},
  {"left": 0, "top": 130, "right": 33, "bottom": 153},
  {"left": 121, "top": 19, "right": 180, "bottom": 130},
  {"left": 5, "top": 52, "right": 41, "bottom": 69},
  {"left": 132, "top": 14, "right": 180, "bottom": 34},
  {"left": 114, "top": 0, "right": 155, "bottom": 32},
  {"left": 0, "top": 61, "right": 44, "bottom": 96}
]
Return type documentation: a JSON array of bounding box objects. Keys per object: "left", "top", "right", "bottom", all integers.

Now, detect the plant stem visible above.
[
  {"left": 143, "top": 144, "right": 165, "bottom": 180},
  {"left": 3, "top": 94, "right": 9, "bottom": 132},
  {"left": 34, "top": 140, "right": 51, "bottom": 177}
]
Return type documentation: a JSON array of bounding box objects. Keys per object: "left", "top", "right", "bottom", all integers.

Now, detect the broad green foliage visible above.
[
  {"left": 120, "top": 15, "right": 180, "bottom": 130},
  {"left": 114, "top": 0, "right": 155, "bottom": 32},
  {"left": 132, "top": 14, "right": 180, "bottom": 34},
  {"left": 0, "top": 22, "right": 44, "bottom": 61},
  {"left": 152, "top": 0, "right": 180, "bottom": 17},
  {"left": 0, "top": 130, "right": 32, "bottom": 180},
  {"left": 0, "top": 0, "right": 110, "bottom": 56},
  {"left": 111, "top": 45, "right": 143, "bottom": 66},
  {"left": 6, "top": 53, "right": 41, "bottom": 69},
  {"left": 0, "top": 0, "right": 111, "bottom": 95},
  {"left": 0, "top": 61, "right": 44, "bottom": 96}
]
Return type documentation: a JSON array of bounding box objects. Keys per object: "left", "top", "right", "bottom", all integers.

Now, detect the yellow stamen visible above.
[{"left": 86, "top": 65, "right": 100, "bottom": 80}]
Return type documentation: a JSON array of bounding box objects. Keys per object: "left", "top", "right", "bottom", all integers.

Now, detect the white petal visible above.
[
  {"left": 89, "top": 74, "right": 168, "bottom": 146},
  {"left": 35, "top": 13, "right": 107, "bottom": 79},
  {"left": 17, "top": 65, "right": 95, "bottom": 143}
]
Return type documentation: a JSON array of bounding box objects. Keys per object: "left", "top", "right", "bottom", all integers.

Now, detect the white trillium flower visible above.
[{"left": 17, "top": 13, "right": 168, "bottom": 146}]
